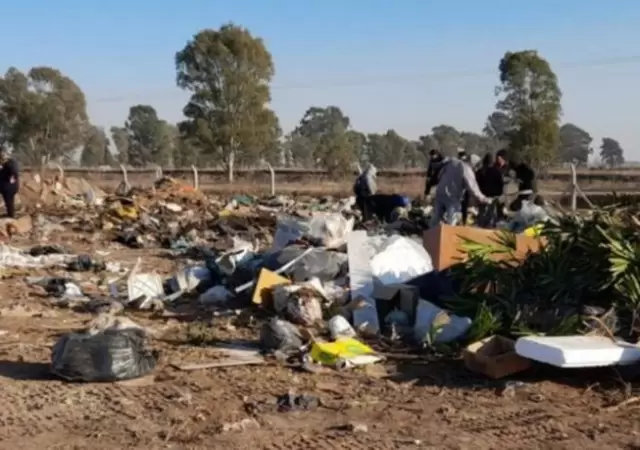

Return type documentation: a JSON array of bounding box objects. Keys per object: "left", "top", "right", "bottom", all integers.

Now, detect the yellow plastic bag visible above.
[
  {"left": 112, "top": 205, "right": 138, "bottom": 220},
  {"left": 310, "top": 338, "right": 383, "bottom": 369},
  {"left": 524, "top": 223, "right": 543, "bottom": 237}
]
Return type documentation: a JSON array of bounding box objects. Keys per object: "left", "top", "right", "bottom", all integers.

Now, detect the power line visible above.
[{"left": 90, "top": 54, "right": 640, "bottom": 104}]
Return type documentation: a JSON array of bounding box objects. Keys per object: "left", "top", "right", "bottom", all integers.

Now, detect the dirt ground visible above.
[{"left": 1, "top": 231, "right": 640, "bottom": 449}]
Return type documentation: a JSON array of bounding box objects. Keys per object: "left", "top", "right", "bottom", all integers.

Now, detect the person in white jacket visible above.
[{"left": 429, "top": 156, "right": 490, "bottom": 227}]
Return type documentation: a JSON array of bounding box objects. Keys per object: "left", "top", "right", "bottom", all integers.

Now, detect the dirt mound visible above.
[{"left": 18, "top": 175, "right": 106, "bottom": 209}]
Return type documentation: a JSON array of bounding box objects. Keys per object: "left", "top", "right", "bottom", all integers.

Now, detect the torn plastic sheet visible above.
[
  {"left": 272, "top": 215, "right": 310, "bottom": 251},
  {"left": 0, "top": 244, "right": 74, "bottom": 268},
  {"left": 272, "top": 213, "right": 354, "bottom": 251},
  {"left": 262, "top": 246, "right": 348, "bottom": 282},
  {"left": 307, "top": 213, "right": 355, "bottom": 249}
]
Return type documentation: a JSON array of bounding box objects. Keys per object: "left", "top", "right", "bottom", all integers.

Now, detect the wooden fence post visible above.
[
  {"left": 265, "top": 162, "right": 275, "bottom": 196},
  {"left": 191, "top": 165, "right": 199, "bottom": 190}
]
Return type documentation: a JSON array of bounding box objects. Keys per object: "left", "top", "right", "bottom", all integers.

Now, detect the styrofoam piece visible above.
[
  {"left": 414, "top": 299, "right": 471, "bottom": 343},
  {"left": 348, "top": 231, "right": 381, "bottom": 335},
  {"left": 515, "top": 335, "right": 640, "bottom": 368}
]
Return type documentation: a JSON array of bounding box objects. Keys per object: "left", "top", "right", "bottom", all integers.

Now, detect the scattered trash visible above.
[
  {"left": 515, "top": 335, "right": 640, "bottom": 368},
  {"left": 464, "top": 335, "right": 532, "bottom": 379},
  {"left": 310, "top": 337, "right": 383, "bottom": 369},
  {"left": 276, "top": 392, "right": 319, "bottom": 412},
  {"left": 172, "top": 344, "right": 265, "bottom": 371}
]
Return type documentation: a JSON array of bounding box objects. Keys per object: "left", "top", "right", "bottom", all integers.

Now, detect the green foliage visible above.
[
  {"left": 429, "top": 125, "right": 464, "bottom": 156},
  {"left": 291, "top": 106, "right": 356, "bottom": 175},
  {"left": 446, "top": 208, "right": 640, "bottom": 341},
  {"left": 123, "top": 105, "right": 173, "bottom": 167},
  {"left": 80, "top": 126, "right": 116, "bottom": 166},
  {"left": 494, "top": 50, "right": 562, "bottom": 166},
  {"left": 110, "top": 126, "right": 129, "bottom": 164},
  {"left": 365, "top": 130, "right": 415, "bottom": 169},
  {"left": 0, "top": 66, "right": 89, "bottom": 165},
  {"left": 558, "top": 123, "right": 592, "bottom": 165},
  {"left": 600, "top": 137, "right": 625, "bottom": 168},
  {"left": 175, "top": 23, "right": 280, "bottom": 175}
]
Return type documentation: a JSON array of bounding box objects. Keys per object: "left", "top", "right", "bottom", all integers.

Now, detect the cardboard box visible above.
[
  {"left": 463, "top": 335, "right": 532, "bottom": 379},
  {"left": 251, "top": 269, "right": 291, "bottom": 305},
  {"left": 423, "top": 224, "right": 543, "bottom": 271},
  {"left": 373, "top": 283, "right": 420, "bottom": 325}
]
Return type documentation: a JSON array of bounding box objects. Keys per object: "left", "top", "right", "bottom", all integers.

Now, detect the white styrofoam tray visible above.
[{"left": 515, "top": 335, "right": 640, "bottom": 368}]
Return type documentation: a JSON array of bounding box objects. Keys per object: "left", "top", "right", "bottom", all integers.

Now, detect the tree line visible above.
[{"left": 0, "top": 24, "right": 627, "bottom": 175}]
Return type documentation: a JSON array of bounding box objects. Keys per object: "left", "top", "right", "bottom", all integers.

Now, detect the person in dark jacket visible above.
[
  {"left": 495, "top": 149, "right": 538, "bottom": 212},
  {"left": 353, "top": 163, "right": 377, "bottom": 221},
  {"left": 424, "top": 149, "right": 447, "bottom": 197},
  {"left": 0, "top": 148, "right": 19, "bottom": 218},
  {"left": 474, "top": 152, "right": 505, "bottom": 227}
]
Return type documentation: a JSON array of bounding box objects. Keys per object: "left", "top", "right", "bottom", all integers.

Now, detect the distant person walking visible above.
[
  {"left": 0, "top": 148, "right": 19, "bottom": 218},
  {"left": 353, "top": 163, "right": 377, "bottom": 221}
]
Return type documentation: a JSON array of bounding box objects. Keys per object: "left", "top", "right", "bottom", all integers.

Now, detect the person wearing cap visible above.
[
  {"left": 429, "top": 153, "right": 490, "bottom": 227},
  {"left": 353, "top": 163, "right": 377, "bottom": 221},
  {"left": 0, "top": 148, "right": 19, "bottom": 218}
]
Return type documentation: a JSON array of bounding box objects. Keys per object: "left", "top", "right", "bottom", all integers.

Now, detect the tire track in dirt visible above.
[
  {"left": 261, "top": 431, "right": 397, "bottom": 450},
  {"left": 443, "top": 407, "right": 570, "bottom": 447},
  {"left": 0, "top": 380, "right": 180, "bottom": 442}
]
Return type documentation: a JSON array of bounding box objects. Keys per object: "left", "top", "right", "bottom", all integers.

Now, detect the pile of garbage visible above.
[
  {"left": 10, "top": 176, "right": 590, "bottom": 384},
  {"left": 19, "top": 174, "right": 106, "bottom": 210}
]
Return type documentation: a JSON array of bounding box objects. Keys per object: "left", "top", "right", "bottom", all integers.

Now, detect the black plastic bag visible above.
[
  {"left": 51, "top": 328, "right": 158, "bottom": 382},
  {"left": 260, "top": 318, "right": 303, "bottom": 353}
]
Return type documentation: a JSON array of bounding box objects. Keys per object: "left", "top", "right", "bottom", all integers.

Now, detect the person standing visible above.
[
  {"left": 0, "top": 148, "right": 19, "bottom": 218},
  {"left": 424, "top": 149, "right": 447, "bottom": 198},
  {"left": 475, "top": 153, "right": 505, "bottom": 227},
  {"left": 495, "top": 149, "right": 538, "bottom": 211},
  {"left": 460, "top": 154, "right": 482, "bottom": 225},
  {"left": 353, "top": 163, "right": 377, "bottom": 221},
  {"left": 430, "top": 156, "right": 490, "bottom": 227}
]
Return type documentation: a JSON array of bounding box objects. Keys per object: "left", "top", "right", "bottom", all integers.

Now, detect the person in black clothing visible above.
[
  {"left": 0, "top": 148, "right": 19, "bottom": 218},
  {"left": 474, "top": 152, "right": 505, "bottom": 227},
  {"left": 368, "top": 193, "right": 411, "bottom": 223},
  {"left": 424, "top": 149, "right": 446, "bottom": 198},
  {"left": 495, "top": 149, "right": 538, "bottom": 212}
]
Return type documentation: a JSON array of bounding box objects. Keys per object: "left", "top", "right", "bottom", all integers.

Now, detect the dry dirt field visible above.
[
  {"left": 1, "top": 176, "right": 640, "bottom": 450},
  {"left": 0, "top": 228, "right": 639, "bottom": 449}
]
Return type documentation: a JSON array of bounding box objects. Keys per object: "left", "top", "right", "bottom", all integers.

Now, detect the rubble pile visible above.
[{"left": 5, "top": 175, "right": 640, "bottom": 389}]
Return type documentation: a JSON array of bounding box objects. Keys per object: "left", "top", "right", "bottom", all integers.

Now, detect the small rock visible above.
[
  {"left": 221, "top": 418, "right": 261, "bottom": 433},
  {"left": 347, "top": 422, "right": 368, "bottom": 433}
]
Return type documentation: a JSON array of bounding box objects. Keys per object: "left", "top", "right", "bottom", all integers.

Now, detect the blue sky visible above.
[{"left": 2, "top": 0, "right": 639, "bottom": 159}]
